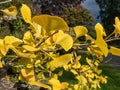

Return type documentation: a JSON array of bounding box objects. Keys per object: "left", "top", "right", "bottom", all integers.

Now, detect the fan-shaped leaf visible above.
[
  {"left": 32, "top": 15, "right": 69, "bottom": 33},
  {"left": 74, "top": 26, "right": 88, "bottom": 38}
]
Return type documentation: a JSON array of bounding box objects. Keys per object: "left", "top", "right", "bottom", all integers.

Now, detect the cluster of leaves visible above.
[{"left": 0, "top": 4, "right": 120, "bottom": 90}]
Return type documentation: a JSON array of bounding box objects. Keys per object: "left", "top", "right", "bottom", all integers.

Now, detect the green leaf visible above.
[
  {"left": 32, "top": 15, "right": 69, "bottom": 33},
  {"left": 74, "top": 26, "right": 88, "bottom": 38},
  {"left": 109, "top": 46, "right": 120, "bottom": 56},
  {"left": 48, "top": 54, "right": 72, "bottom": 70}
]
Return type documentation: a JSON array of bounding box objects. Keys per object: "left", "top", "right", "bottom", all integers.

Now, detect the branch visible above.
[
  {"left": 106, "top": 37, "right": 120, "bottom": 43},
  {"left": 35, "top": 30, "right": 59, "bottom": 48},
  {"left": 0, "top": 0, "right": 12, "bottom": 4}
]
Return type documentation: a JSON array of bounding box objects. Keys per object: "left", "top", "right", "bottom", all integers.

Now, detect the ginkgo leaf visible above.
[
  {"left": 48, "top": 54, "right": 72, "bottom": 70},
  {"left": 31, "top": 22, "right": 42, "bottom": 38},
  {"left": 0, "top": 39, "right": 7, "bottom": 55},
  {"left": 74, "top": 26, "right": 88, "bottom": 38},
  {"left": 49, "top": 77, "right": 61, "bottom": 90},
  {"left": 76, "top": 75, "right": 87, "bottom": 86},
  {"left": 22, "top": 45, "right": 38, "bottom": 52},
  {"left": 32, "top": 15, "right": 69, "bottom": 33},
  {"left": 23, "top": 31, "right": 35, "bottom": 46},
  {"left": 53, "top": 30, "right": 73, "bottom": 51},
  {"left": 95, "top": 23, "right": 108, "bottom": 57},
  {"left": 20, "top": 4, "right": 31, "bottom": 23},
  {"left": 113, "top": 17, "right": 120, "bottom": 36},
  {"left": 109, "top": 46, "right": 120, "bottom": 56},
  {"left": 8, "top": 45, "right": 36, "bottom": 58},
  {"left": 19, "top": 69, "right": 51, "bottom": 89},
  {"left": 95, "top": 23, "right": 106, "bottom": 36},
  {"left": 0, "top": 6, "right": 17, "bottom": 16},
  {"left": 4, "top": 36, "right": 23, "bottom": 47}
]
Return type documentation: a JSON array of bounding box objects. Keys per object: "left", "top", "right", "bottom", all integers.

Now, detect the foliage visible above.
[{"left": 0, "top": 4, "right": 120, "bottom": 90}]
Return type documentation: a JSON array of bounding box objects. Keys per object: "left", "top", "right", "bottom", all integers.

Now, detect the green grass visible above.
[{"left": 98, "top": 63, "right": 120, "bottom": 90}]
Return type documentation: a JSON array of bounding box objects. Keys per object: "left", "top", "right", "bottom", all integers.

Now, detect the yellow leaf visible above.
[
  {"left": 4, "top": 36, "right": 23, "bottom": 47},
  {"left": 95, "top": 23, "right": 106, "bottom": 36},
  {"left": 0, "top": 60, "right": 2, "bottom": 68},
  {"left": 8, "top": 45, "right": 36, "bottom": 58},
  {"left": 20, "top": 4, "right": 31, "bottom": 23},
  {"left": 19, "top": 69, "right": 51, "bottom": 89},
  {"left": 76, "top": 75, "right": 87, "bottom": 86},
  {"left": 95, "top": 23, "right": 108, "bottom": 57},
  {"left": 23, "top": 31, "right": 35, "bottom": 46},
  {"left": 53, "top": 30, "right": 73, "bottom": 51},
  {"left": 109, "top": 46, "right": 120, "bottom": 56},
  {"left": 48, "top": 54, "right": 72, "bottom": 70},
  {"left": 74, "top": 26, "right": 88, "bottom": 38},
  {"left": 88, "top": 45, "right": 103, "bottom": 56},
  {"left": 49, "top": 78, "right": 61, "bottom": 90},
  {"left": 85, "top": 34, "right": 95, "bottom": 41},
  {"left": 71, "top": 69, "right": 78, "bottom": 75},
  {"left": 32, "top": 15, "right": 69, "bottom": 33},
  {"left": 61, "top": 82, "right": 69, "bottom": 90},
  {"left": 113, "top": 17, "right": 120, "bottom": 36},
  {"left": 22, "top": 45, "right": 38, "bottom": 52},
  {"left": 31, "top": 22, "right": 42, "bottom": 38},
  {"left": 0, "top": 39, "right": 8, "bottom": 55},
  {"left": 0, "top": 6, "right": 17, "bottom": 16}
]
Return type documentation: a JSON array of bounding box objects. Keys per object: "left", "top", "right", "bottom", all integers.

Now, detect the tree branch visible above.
[{"left": 0, "top": 0, "right": 12, "bottom": 4}]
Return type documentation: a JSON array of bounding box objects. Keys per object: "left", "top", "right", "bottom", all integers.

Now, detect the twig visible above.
[
  {"left": 106, "top": 37, "right": 120, "bottom": 43},
  {"left": 0, "top": 0, "right": 12, "bottom": 4},
  {"left": 35, "top": 30, "right": 59, "bottom": 48}
]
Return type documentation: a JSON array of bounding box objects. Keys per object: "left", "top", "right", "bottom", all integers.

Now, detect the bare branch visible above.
[{"left": 0, "top": 0, "right": 12, "bottom": 4}]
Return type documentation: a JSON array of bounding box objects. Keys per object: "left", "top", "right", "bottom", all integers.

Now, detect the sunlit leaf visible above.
[
  {"left": 0, "top": 39, "right": 8, "bottom": 55},
  {"left": 20, "top": 4, "right": 31, "bottom": 23},
  {"left": 48, "top": 54, "right": 72, "bottom": 70},
  {"left": 95, "top": 23, "right": 108, "bottom": 57},
  {"left": 74, "top": 26, "right": 88, "bottom": 38},
  {"left": 32, "top": 15, "right": 69, "bottom": 33},
  {"left": 4, "top": 36, "right": 23, "bottom": 47},
  {"left": 8, "top": 45, "right": 36, "bottom": 58},
  {"left": 53, "top": 30, "right": 73, "bottom": 51},
  {"left": 113, "top": 17, "right": 120, "bottom": 36},
  {"left": 19, "top": 69, "right": 51, "bottom": 89},
  {"left": 22, "top": 45, "right": 38, "bottom": 52},
  {"left": 61, "top": 82, "right": 69, "bottom": 90},
  {"left": 31, "top": 22, "right": 42, "bottom": 38},
  {"left": 109, "top": 46, "right": 120, "bottom": 56},
  {"left": 23, "top": 31, "right": 35, "bottom": 46},
  {"left": 49, "top": 77, "right": 61, "bottom": 90},
  {"left": 0, "top": 6, "right": 17, "bottom": 16},
  {"left": 88, "top": 45, "right": 103, "bottom": 56},
  {"left": 76, "top": 75, "right": 87, "bottom": 86}
]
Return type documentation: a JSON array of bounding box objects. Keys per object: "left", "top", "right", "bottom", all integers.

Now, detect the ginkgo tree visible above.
[{"left": 0, "top": 4, "right": 120, "bottom": 90}]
